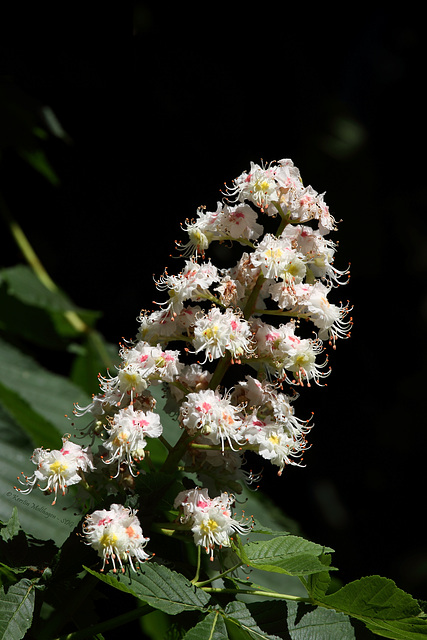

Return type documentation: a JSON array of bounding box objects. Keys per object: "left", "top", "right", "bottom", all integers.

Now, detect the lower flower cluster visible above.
[
  {"left": 82, "top": 504, "right": 151, "bottom": 573},
  {"left": 14, "top": 158, "right": 351, "bottom": 573},
  {"left": 174, "top": 487, "right": 253, "bottom": 560}
]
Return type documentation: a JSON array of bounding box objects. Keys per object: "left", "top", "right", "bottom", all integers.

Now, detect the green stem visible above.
[
  {"left": 201, "top": 586, "right": 309, "bottom": 602},
  {"left": 191, "top": 545, "right": 202, "bottom": 584},
  {"left": 159, "top": 434, "right": 173, "bottom": 452},
  {"left": 159, "top": 429, "right": 192, "bottom": 474},
  {"left": 243, "top": 273, "right": 265, "bottom": 320},
  {"left": 208, "top": 351, "right": 232, "bottom": 389},
  {"left": 0, "top": 193, "right": 112, "bottom": 370},
  {"left": 188, "top": 442, "right": 258, "bottom": 452},
  {"left": 194, "top": 560, "right": 244, "bottom": 587},
  {"left": 252, "top": 309, "right": 309, "bottom": 319}
]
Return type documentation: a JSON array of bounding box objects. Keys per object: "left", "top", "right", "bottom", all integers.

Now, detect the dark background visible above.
[{"left": 1, "top": 4, "right": 426, "bottom": 600}]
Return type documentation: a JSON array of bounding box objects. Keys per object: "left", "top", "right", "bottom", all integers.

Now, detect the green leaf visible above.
[
  {"left": 237, "top": 535, "right": 336, "bottom": 577},
  {"left": 17, "top": 148, "right": 60, "bottom": 185},
  {"left": 224, "top": 600, "right": 281, "bottom": 640},
  {"left": 0, "top": 508, "right": 20, "bottom": 543},
  {"left": 286, "top": 600, "right": 356, "bottom": 639},
  {"left": 0, "top": 578, "right": 35, "bottom": 640},
  {"left": 0, "top": 335, "right": 92, "bottom": 447},
  {"left": 315, "top": 575, "right": 427, "bottom": 640},
  {"left": 84, "top": 562, "right": 211, "bottom": 615},
  {"left": 0, "top": 265, "right": 100, "bottom": 341},
  {"left": 183, "top": 610, "right": 228, "bottom": 640},
  {"left": 0, "top": 381, "right": 61, "bottom": 450},
  {"left": 306, "top": 552, "right": 333, "bottom": 600},
  {"left": 69, "top": 333, "right": 119, "bottom": 396}
]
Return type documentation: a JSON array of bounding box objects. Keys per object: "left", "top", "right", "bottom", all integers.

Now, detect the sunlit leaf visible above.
[
  {"left": 237, "top": 535, "right": 335, "bottom": 577},
  {"left": 314, "top": 575, "right": 427, "bottom": 640},
  {"left": 84, "top": 562, "right": 211, "bottom": 615}
]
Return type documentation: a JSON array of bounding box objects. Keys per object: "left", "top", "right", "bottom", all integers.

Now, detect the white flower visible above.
[
  {"left": 174, "top": 487, "right": 252, "bottom": 560},
  {"left": 192, "top": 307, "right": 254, "bottom": 363},
  {"left": 169, "top": 363, "right": 212, "bottom": 401},
  {"left": 155, "top": 259, "right": 219, "bottom": 314},
  {"left": 15, "top": 436, "right": 95, "bottom": 504},
  {"left": 302, "top": 282, "right": 353, "bottom": 344},
  {"left": 251, "top": 234, "right": 295, "bottom": 280},
  {"left": 180, "top": 388, "right": 245, "bottom": 452},
  {"left": 224, "top": 161, "right": 280, "bottom": 214},
  {"left": 252, "top": 319, "right": 330, "bottom": 386},
  {"left": 82, "top": 503, "right": 150, "bottom": 573},
  {"left": 233, "top": 375, "right": 312, "bottom": 437},
  {"left": 214, "top": 202, "right": 264, "bottom": 242},
  {"left": 242, "top": 416, "right": 306, "bottom": 475},
  {"left": 178, "top": 206, "right": 218, "bottom": 256},
  {"left": 102, "top": 405, "right": 163, "bottom": 476}
]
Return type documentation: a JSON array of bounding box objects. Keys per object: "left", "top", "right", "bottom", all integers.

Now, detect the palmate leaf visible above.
[
  {"left": 237, "top": 535, "right": 336, "bottom": 577},
  {"left": 312, "top": 575, "right": 427, "bottom": 640},
  {"left": 286, "top": 601, "right": 356, "bottom": 640},
  {"left": 0, "top": 578, "right": 35, "bottom": 640},
  {"left": 182, "top": 610, "right": 229, "bottom": 640},
  {"left": 245, "top": 599, "right": 357, "bottom": 640},
  {"left": 84, "top": 562, "right": 210, "bottom": 615}
]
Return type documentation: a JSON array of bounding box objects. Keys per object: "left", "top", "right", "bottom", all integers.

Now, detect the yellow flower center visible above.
[
  {"left": 49, "top": 460, "right": 68, "bottom": 475},
  {"left": 294, "top": 353, "right": 313, "bottom": 368},
  {"left": 254, "top": 179, "right": 271, "bottom": 193},
  {"left": 122, "top": 371, "right": 139, "bottom": 386},
  {"left": 269, "top": 434, "right": 281, "bottom": 446},
  {"left": 100, "top": 532, "right": 118, "bottom": 548},
  {"left": 265, "top": 248, "right": 283, "bottom": 261},
  {"left": 113, "top": 431, "right": 129, "bottom": 447},
  {"left": 203, "top": 325, "right": 219, "bottom": 340},
  {"left": 200, "top": 518, "right": 219, "bottom": 534}
]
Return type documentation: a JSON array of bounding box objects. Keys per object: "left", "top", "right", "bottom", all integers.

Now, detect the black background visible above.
[{"left": 1, "top": 4, "right": 426, "bottom": 600}]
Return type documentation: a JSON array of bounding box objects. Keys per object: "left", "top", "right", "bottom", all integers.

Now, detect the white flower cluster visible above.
[
  {"left": 15, "top": 158, "right": 351, "bottom": 570},
  {"left": 15, "top": 436, "right": 95, "bottom": 505},
  {"left": 82, "top": 504, "right": 150, "bottom": 573},
  {"left": 174, "top": 487, "right": 253, "bottom": 560}
]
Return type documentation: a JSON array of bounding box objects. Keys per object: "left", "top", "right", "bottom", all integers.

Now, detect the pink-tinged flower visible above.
[
  {"left": 192, "top": 307, "right": 254, "bottom": 363},
  {"left": 174, "top": 487, "right": 253, "bottom": 560},
  {"left": 82, "top": 503, "right": 150, "bottom": 573},
  {"left": 223, "top": 161, "right": 280, "bottom": 214},
  {"left": 15, "top": 435, "right": 95, "bottom": 505},
  {"left": 178, "top": 202, "right": 263, "bottom": 257},
  {"left": 155, "top": 259, "right": 219, "bottom": 314},
  {"left": 251, "top": 234, "right": 296, "bottom": 280},
  {"left": 180, "top": 388, "right": 245, "bottom": 452},
  {"left": 241, "top": 413, "right": 309, "bottom": 475},
  {"left": 102, "top": 405, "right": 163, "bottom": 476}
]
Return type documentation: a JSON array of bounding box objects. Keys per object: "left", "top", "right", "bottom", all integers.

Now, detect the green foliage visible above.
[
  {"left": 85, "top": 563, "right": 211, "bottom": 615},
  {"left": 0, "top": 578, "right": 36, "bottom": 640},
  {"left": 0, "top": 111, "right": 426, "bottom": 638},
  {"left": 235, "top": 535, "right": 336, "bottom": 576},
  {"left": 0, "top": 253, "right": 426, "bottom": 640}
]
